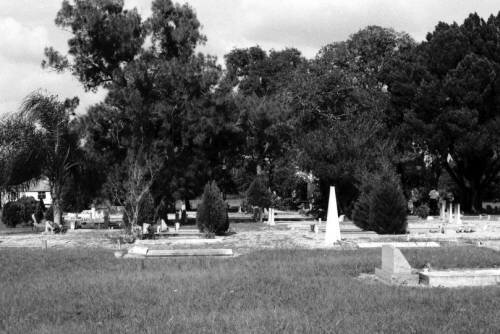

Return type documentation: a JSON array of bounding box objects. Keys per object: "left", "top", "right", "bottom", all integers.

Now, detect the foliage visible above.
[
  {"left": 196, "top": 181, "right": 228, "bottom": 235},
  {"left": 45, "top": 206, "right": 54, "bottom": 222},
  {"left": 222, "top": 46, "right": 304, "bottom": 97},
  {"left": 19, "top": 92, "right": 81, "bottom": 226},
  {"left": 383, "top": 13, "right": 500, "bottom": 212},
  {"left": 351, "top": 192, "right": 371, "bottom": 231},
  {"left": 247, "top": 176, "right": 272, "bottom": 209},
  {"left": 415, "top": 204, "right": 430, "bottom": 219},
  {"left": 2, "top": 201, "right": 24, "bottom": 227},
  {"left": 368, "top": 182, "right": 408, "bottom": 234},
  {"left": 137, "top": 192, "right": 155, "bottom": 226},
  {"left": 0, "top": 116, "right": 42, "bottom": 189},
  {"left": 288, "top": 26, "right": 411, "bottom": 215},
  {"left": 35, "top": 199, "right": 45, "bottom": 223},
  {"left": 17, "top": 196, "right": 38, "bottom": 224},
  {"left": 2, "top": 197, "right": 40, "bottom": 227},
  {"left": 47, "top": 0, "right": 226, "bottom": 224},
  {"left": 352, "top": 163, "right": 406, "bottom": 232}
]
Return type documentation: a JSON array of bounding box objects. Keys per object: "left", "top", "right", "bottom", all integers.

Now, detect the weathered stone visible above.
[
  {"left": 375, "top": 245, "right": 419, "bottom": 285},
  {"left": 419, "top": 268, "right": 500, "bottom": 287},
  {"left": 147, "top": 248, "right": 233, "bottom": 257},
  {"left": 128, "top": 246, "right": 148, "bottom": 255}
]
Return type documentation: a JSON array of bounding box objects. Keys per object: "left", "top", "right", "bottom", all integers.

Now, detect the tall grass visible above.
[{"left": 0, "top": 247, "right": 499, "bottom": 333}]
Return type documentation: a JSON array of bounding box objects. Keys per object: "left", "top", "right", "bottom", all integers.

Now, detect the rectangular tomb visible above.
[{"left": 419, "top": 268, "right": 500, "bottom": 287}]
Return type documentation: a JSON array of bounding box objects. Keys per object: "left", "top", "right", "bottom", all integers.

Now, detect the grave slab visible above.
[
  {"left": 419, "top": 268, "right": 500, "bottom": 287},
  {"left": 357, "top": 242, "right": 440, "bottom": 248},
  {"left": 146, "top": 248, "right": 233, "bottom": 257}
]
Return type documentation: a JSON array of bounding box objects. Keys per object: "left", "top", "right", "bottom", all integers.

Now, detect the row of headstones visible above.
[
  {"left": 265, "top": 187, "right": 342, "bottom": 244},
  {"left": 440, "top": 202, "right": 462, "bottom": 223}
]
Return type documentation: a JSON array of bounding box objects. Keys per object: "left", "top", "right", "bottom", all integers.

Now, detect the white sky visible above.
[{"left": 1, "top": 0, "right": 499, "bottom": 115}]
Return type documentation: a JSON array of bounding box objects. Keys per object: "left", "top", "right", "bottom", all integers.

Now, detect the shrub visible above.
[
  {"left": 196, "top": 181, "right": 229, "bottom": 235},
  {"left": 45, "top": 206, "right": 54, "bottom": 222},
  {"left": 2, "top": 201, "right": 24, "bottom": 227},
  {"left": 415, "top": 204, "right": 430, "bottom": 219},
  {"left": 35, "top": 199, "right": 45, "bottom": 223},
  {"left": 368, "top": 182, "right": 408, "bottom": 234},
  {"left": 17, "top": 197, "right": 38, "bottom": 223},
  {"left": 247, "top": 176, "right": 272, "bottom": 222},
  {"left": 351, "top": 191, "right": 371, "bottom": 231}
]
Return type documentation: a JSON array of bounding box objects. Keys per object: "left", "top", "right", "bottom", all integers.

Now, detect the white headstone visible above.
[
  {"left": 455, "top": 204, "right": 461, "bottom": 224},
  {"left": 160, "top": 219, "right": 168, "bottom": 232},
  {"left": 440, "top": 202, "right": 446, "bottom": 221},
  {"left": 325, "top": 186, "right": 341, "bottom": 244},
  {"left": 268, "top": 208, "right": 275, "bottom": 225},
  {"left": 448, "top": 203, "right": 453, "bottom": 222}
]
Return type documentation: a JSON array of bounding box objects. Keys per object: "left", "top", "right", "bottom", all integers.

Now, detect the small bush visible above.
[
  {"left": 369, "top": 182, "right": 408, "bottom": 234},
  {"left": 415, "top": 204, "right": 430, "bottom": 219},
  {"left": 17, "top": 197, "right": 38, "bottom": 223},
  {"left": 35, "top": 199, "right": 45, "bottom": 223},
  {"left": 196, "top": 181, "right": 229, "bottom": 235},
  {"left": 247, "top": 176, "right": 272, "bottom": 222},
  {"left": 2, "top": 201, "right": 24, "bottom": 227},
  {"left": 45, "top": 206, "right": 54, "bottom": 222},
  {"left": 247, "top": 176, "right": 272, "bottom": 208}
]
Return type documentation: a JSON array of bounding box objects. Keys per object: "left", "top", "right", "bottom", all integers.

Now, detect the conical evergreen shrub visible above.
[
  {"left": 352, "top": 191, "right": 371, "bottom": 230},
  {"left": 196, "top": 181, "right": 228, "bottom": 235},
  {"left": 247, "top": 176, "right": 271, "bottom": 222},
  {"left": 368, "top": 182, "right": 407, "bottom": 234}
]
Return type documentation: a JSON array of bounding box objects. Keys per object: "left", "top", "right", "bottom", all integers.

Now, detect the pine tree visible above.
[
  {"left": 368, "top": 182, "right": 407, "bottom": 234},
  {"left": 196, "top": 181, "right": 228, "bottom": 235}
]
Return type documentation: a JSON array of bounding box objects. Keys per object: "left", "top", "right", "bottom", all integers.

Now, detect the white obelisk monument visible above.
[{"left": 325, "top": 186, "right": 341, "bottom": 244}]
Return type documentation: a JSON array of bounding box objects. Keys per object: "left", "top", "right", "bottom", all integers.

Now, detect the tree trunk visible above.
[
  {"left": 53, "top": 198, "right": 62, "bottom": 226},
  {"left": 460, "top": 185, "right": 483, "bottom": 214}
]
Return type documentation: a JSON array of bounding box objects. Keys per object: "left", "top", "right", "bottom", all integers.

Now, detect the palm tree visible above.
[
  {"left": 0, "top": 115, "right": 42, "bottom": 190},
  {"left": 20, "top": 91, "right": 80, "bottom": 226}
]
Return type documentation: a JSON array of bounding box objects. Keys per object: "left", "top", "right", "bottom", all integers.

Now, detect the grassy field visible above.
[{"left": 1, "top": 247, "right": 500, "bottom": 333}]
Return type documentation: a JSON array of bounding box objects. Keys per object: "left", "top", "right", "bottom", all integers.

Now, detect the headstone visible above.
[
  {"left": 160, "top": 219, "right": 168, "bottom": 232},
  {"left": 455, "top": 204, "right": 461, "bottom": 224},
  {"left": 440, "top": 202, "right": 446, "bottom": 221},
  {"left": 325, "top": 186, "right": 341, "bottom": 244},
  {"left": 268, "top": 208, "right": 275, "bottom": 226},
  {"left": 375, "top": 245, "right": 418, "bottom": 284},
  {"left": 142, "top": 223, "right": 150, "bottom": 234},
  {"left": 448, "top": 202, "right": 453, "bottom": 223},
  {"left": 128, "top": 246, "right": 148, "bottom": 255},
  {"left": 41, "top": 239, "right": 47, "bottom": 250}
]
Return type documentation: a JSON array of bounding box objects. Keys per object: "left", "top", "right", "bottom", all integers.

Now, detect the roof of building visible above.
[{"left": 25, "top": 178, "right": 50, "bottom": 192}]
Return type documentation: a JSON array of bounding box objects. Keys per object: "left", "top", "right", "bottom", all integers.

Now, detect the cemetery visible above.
[{"left": 1, "top": 0, "right": 500, "bottom": 333}]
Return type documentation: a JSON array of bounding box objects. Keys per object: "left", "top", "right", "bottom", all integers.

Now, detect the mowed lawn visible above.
[{"left": 1, "top": 247, "right": 500, "bottom": 333}]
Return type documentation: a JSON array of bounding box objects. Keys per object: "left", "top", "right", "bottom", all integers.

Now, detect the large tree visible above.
[
  {"left": 286, "top": 26, "right": 414, "bottom": 214},
  {"left": 45, "top": 0, "right": 223, "bottom": 228},
  {"left": 384, "top": 13, "right": 500, "bottom": 212}
]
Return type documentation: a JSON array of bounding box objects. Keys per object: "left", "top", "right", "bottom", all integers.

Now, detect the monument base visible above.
[{"left": 375, "top": 268, "right": 419, "bottom": 285}]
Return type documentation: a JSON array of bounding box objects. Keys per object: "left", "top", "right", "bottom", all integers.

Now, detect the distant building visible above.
[{"left": 1, "top": 177, "right": 52, "bottom": 206}]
